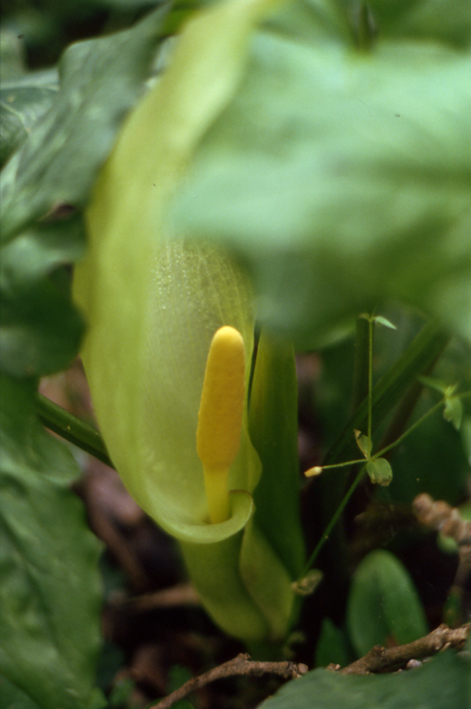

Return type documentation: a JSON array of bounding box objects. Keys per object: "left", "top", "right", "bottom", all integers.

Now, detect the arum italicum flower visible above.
[{"left": 74, "top": 0, "right": 304, "bottom": 645}]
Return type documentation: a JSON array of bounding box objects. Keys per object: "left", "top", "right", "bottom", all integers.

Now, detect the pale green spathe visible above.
[{"left": 74, "top": 0, "right": 298, "bottom": 644}]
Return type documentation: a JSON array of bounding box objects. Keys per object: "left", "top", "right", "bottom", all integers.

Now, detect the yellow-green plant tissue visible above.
[{"left": 74, "top": 0, "right": 303, "bottom": 646}]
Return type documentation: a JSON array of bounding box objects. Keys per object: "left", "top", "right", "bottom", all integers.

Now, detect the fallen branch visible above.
[
  {"left": 151, "top": 653, "right": 308, "bottom": 709},
  {"left": 151, "top": 624, "right": 469, "bottom": 706},
  {"left": 337, "top": 623, "right": 470, "bottom": 675}
]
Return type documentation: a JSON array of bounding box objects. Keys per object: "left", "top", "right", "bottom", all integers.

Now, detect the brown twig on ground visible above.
[
  {"left": 151, "top": 653, "right": 309, "bottom": 709},
  {"left": 150, "top": 625, "right": 469, "bottom": 706},
  {"left": 336, "top": 623, "right": 470, "bottom": 675}
]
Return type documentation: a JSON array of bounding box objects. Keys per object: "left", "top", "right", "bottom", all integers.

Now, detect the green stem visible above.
[
  {"left": 304, "top": 382, "right": 469, "bottom": 574},
  {"left": 367, "top": 316, "right": 373, "bottom": 443},
  {"left": 36, "top": 393, "right": 113, "bottom": 468},
  {"left": 351, "top": 315, "right": 370, "bottom": 414},
  {"left": 314, "top": 320, "right": 450, "bottom": 596},
  {"left": 301, "top": 465, "right": 366, "bottom": 577},
  {"left": 300, "top": 398, "right": 447, "bottom": 582},
  {"left": 324, "top": 320, "right": 450, "bottom": 470},
  {"left": 319, "top": 397, "right": 446, "bottom": 473},
  {"left": 314, "top": 458, "right": 369, "bottom": 472},
  {"left": 300, "top": 398, "right": 444, "bottom": 577},
  {"left": 312, "top": 393, "right": 449, "bottom": 475},
  {"left": 377, "top": 377, "right": 425, "bottom": 458},
  {"left": 376, "top": 399, "right": 444, "bottom": 459}
]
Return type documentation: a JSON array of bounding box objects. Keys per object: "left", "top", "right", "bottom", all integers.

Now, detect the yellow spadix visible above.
[{"left": 197, "top": 326, "right": 246, "bottom": 524}]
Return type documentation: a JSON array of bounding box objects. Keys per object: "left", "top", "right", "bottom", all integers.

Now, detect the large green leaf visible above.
[
  {"left": 0, "top": 7, "right": 173, "bottom": 704},
  {"left": 0, "top": 70, "right": 58, "bottom": 167},
  {"left": 0, "top": 218, "right": 85, "bottom": 377},
  {"left": 258, "top": 650, "right": 468, "bottom": 708},
  {"left": 0, "top": 3, "right": 171, "bottom": 380},
  {"left": 171, "top": 4, "right": 471, "bottom": 346},
  {"left": 0, "top": 674, "right": 39, "bottom": 709},
  {"left": 0, "top": 3, "right": 169, "bottom": 242},
  {"left": 346, "top": 550, "right": 428, "bottom": 656},
  {"left": 0, "top": 375, "right": 104, "bottom": 709}
]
